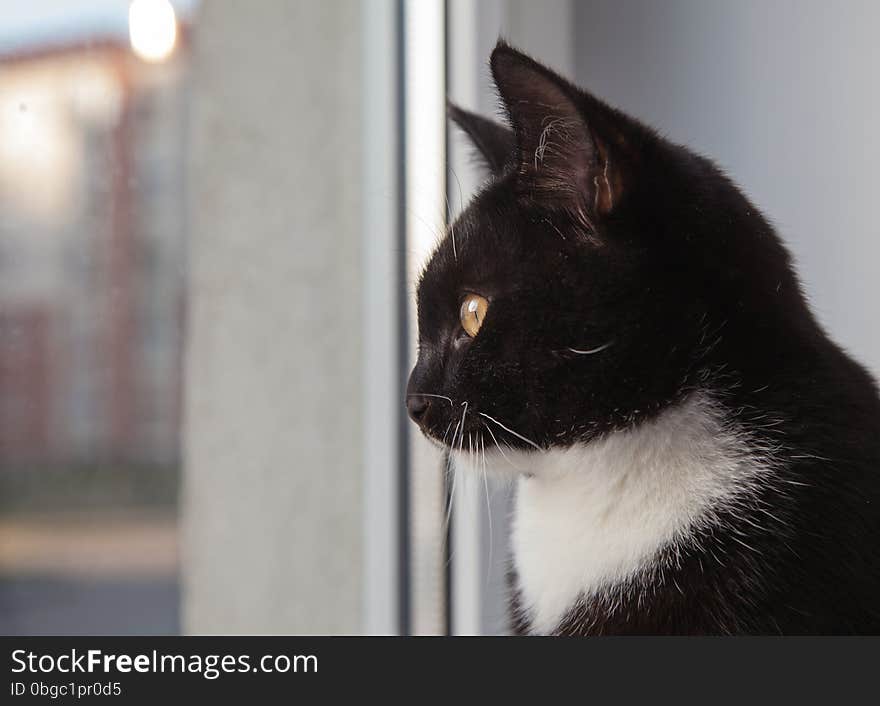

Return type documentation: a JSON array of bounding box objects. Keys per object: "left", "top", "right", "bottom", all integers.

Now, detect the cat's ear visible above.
[
  {"left": 490, "top": 41, "right": 625, "bottom": 223},
  {"left": 448, "top": 102, "right": 515, "bottom": 176}
]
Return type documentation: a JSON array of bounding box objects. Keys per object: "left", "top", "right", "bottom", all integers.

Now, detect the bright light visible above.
[{"left": 129, "top": 0, "right": 177, "bottom": 63}]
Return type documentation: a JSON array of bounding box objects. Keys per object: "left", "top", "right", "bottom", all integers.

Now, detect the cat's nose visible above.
[{"left": 407, "top": 395, "right": 431, "bottom": 425}]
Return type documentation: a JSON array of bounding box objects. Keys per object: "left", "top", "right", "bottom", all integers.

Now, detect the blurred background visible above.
[{"left": 0, "top": 0, "right": 877, "bottom": 635}]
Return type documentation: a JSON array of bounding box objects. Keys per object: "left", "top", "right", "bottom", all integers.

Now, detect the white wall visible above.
[
  {"left": 182, "top": 1, "right": 365, "bottom": 634},
  {"left": 574, "top": 0, "right": 880, "bottom": 376}
]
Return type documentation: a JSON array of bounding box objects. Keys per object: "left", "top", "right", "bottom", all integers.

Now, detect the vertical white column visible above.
[
  {"left": 183, "top": 1, "right": 365, "bottom": 634},
  {"left": 403, "top": 0, "right": 448, "bottom": 635}
]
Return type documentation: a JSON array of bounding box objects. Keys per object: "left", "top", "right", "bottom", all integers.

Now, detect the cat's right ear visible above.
[{"left": 448, "top": 102, "right": 515, "bottom": 177}]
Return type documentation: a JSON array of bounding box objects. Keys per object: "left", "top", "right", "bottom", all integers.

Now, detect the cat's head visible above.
[{"left": 406, "top": 42, "right": 799, "bottom": 463}]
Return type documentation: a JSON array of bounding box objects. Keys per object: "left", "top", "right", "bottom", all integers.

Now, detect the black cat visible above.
[{"left": 405, "top": 41, "right": 880, "bottom": 635}]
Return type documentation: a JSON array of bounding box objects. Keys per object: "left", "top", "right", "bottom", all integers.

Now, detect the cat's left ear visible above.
[
  {"left": 491, "top": 41, "right": 627, "bottom": 223},
  {"left": 448, "top": 102, "right": 515, "bottom": 176}
]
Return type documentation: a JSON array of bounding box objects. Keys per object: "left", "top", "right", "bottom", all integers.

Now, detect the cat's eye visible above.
[{"left": 459, "top": 293, "right": 489, "bottom": 338}]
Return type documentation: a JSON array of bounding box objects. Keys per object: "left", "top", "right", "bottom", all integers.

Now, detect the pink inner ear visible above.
[{"left": 592, "top": 140, "right": 617, "bottom": 216}]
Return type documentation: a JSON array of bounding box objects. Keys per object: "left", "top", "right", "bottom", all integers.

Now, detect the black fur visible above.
[
  {"left": 448, "top": 102, "right": 515, "bottom": 176},
  {"left": 406, "top": 41, "right": 880, "bottom": 634}
]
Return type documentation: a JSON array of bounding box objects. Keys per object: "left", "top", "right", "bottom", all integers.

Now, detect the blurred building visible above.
[
  {"left": 0, "top": 1, "right": 194, "bottom": 636},
  {"left": 0, "top": 34, "right": 188, "bottom": 473}
]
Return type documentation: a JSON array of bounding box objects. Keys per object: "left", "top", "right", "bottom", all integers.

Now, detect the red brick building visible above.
[{"left": 0, "top": 37, "right": 188, "bottom": 471}]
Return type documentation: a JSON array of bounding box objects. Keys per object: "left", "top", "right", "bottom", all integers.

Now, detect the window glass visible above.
[{"left": 0, "top": 0, "right": 192, "bottom": 635}]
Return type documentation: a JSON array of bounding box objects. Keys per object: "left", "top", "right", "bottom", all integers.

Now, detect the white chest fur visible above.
[{"left": 503, "top": 393, "right": 770, "bottom": 634}]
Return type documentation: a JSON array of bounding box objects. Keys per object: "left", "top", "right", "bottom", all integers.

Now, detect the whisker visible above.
[
  {"left": 408, "top": 392, "right": 454, "bottom": 406},
  {"left": 481, "top": 434, "right": 494, "bottom": 586},
  {"left": 565, "top": 341, "right": 615, "bottom": 355},
  {"left": 478, "top": 412, "right": 542, "bottom": 451},
  {"left": 481, "top": 420, "right": 525, "bottom": 471},
  {"left": 457, "top": 402, "right": 468, "bottom": 457},
  {"left": 450, "top": 416, "right": 463, "bottom": 458},
  {"left": 450, "top": 220, "right": 458, "bottom": 263},
  {"left": 443, "top": 170, "right": 462, "bottom": 264},
  {"left": 444, "top": 452, "right": 457, "bottom": 535}
]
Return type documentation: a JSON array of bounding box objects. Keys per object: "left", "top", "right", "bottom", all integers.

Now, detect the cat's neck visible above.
[{"left": 506, "top": 391, "right": 775, "bottom": 634}]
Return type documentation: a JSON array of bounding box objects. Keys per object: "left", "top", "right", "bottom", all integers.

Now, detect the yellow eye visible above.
[{"left": 459, "top": 293, "right": 489, "bottom": 338}]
